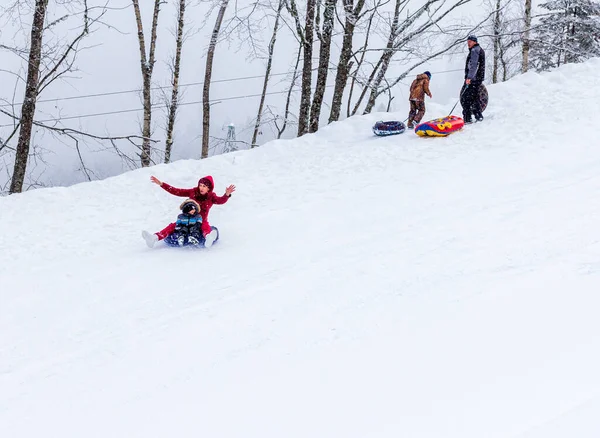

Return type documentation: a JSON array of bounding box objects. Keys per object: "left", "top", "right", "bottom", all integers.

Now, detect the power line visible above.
[
  {"left": 0, "top": 68, "right": 464, "bottom": 128},
  {"left": 0, "top": 71, "right": 298, "bottom": 108},
  {"left": 0, "top": 68, "right": 463, "bottom": 108},
  {"left": 0, "top": 85, "right": 336, "bottom": 127}
]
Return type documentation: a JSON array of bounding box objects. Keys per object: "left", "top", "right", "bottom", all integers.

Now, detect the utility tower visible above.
[{"left": 223, "top": 123, "right": 238, "bottom": 153}]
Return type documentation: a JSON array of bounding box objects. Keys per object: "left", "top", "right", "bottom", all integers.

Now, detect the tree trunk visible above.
[
  {"left": 132, "top": 0, "right": 162, "bottom": 167},
  {"left": 362, "top": 0, "right": 467, "bottom": 114},
  {"left": 492, "top": 0, "right": 501, "bottom": 83},
  {"left": 202, "top": 0, "right": 229, "bottom": 159},
  {"left": 308, "top": 0, "right": 336, "bottom": 133},
  {"left": 362, "top": 0, "right": 402, "bottom": 114},
  {"left": 362, "top": 55, "right": 393, "bottom": 114},
  {"left": 328, "top": 0, "right": 366, "bottom": 124},
  {"left": 251, "top": 0, "right": 285, "bottom": 148},
  {"left": 499, "top": 35, "right": 508, "bottom": 81},
  {"left": 351, "top": 57, "right": 383, "bottom": 116},
  {"left": 522, "top": 0, "right": 532, "bottom": 72},
  {"left": 165, "top": 0, "right": 186, "bottom": 164},
  {"left": 277, "top": 44, "right": 302, "bottom": 139},
  {"left": 297, "top": 0, "right": 317, "bottom": 137},
  {"left": 9, "top": 0, "right": 49, "bottom": 194},
  {"left": 347, "top": 9, "right": 376, "bottom": 118}
]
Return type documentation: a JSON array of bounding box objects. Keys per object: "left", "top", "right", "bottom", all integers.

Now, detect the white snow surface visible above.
[{"left": 2, "top": 59, "right": 600, "bottom": 437}]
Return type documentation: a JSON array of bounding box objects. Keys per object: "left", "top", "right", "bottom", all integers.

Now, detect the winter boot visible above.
[
  {"left": 142, "top": 230, "right": 158, "bottom": 248},
  {"left": 204, "top": 230, "right": 218, "bottom": 248},
  {"left": 188, "top": 235, "right": 200, "bottom": 246},
  {"left": 177, "top": 235, "right": 186, "bottom": 246}
]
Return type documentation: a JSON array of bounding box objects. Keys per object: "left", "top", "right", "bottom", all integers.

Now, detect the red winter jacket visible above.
[{"left": 160, "top": 175, "right": 230, "bottom": 236}]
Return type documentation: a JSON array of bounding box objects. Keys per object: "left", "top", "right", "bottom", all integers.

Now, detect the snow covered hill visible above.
[{"left": 2, "top": 59, "right": 600, "bottom": 437}]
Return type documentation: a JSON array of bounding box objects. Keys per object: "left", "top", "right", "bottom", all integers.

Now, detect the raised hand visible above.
[
  {"left": 225, "top": 184, "right": 236, "bottom": 196},
  {"left": 150, "top": 175, "right": 162, "bottom": 186}
]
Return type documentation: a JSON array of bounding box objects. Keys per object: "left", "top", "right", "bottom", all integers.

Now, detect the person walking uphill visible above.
[
  {"left": 142, "top": 175, "right": 236, "bottom": 248},
  {"left": 461, "top": 35, "right": 486, "bottom": 124},
  {"left": 407, "top": 71, "right": 433, "bottom": 129}
]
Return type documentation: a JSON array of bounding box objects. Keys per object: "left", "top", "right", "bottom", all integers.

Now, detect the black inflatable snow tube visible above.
[{"left": 373, "top": 120, "right": 406, "bottom": 136}]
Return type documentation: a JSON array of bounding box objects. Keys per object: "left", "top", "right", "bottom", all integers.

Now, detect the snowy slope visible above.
[{"left": 2, "top": 59, "right": 600, "bottom": 437}]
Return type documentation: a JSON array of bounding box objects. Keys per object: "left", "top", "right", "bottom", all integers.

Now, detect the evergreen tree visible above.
[{"left": 530, "top": 0, "right": 600, "bottom": 71}]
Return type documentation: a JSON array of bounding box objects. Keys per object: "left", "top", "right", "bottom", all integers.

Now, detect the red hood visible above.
[{"left": 197, "top": 175, "right": 214, "bottom": 192}]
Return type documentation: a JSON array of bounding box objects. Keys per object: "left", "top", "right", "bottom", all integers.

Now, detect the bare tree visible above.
[
  {"left": 276, "top": 43, "right": 302, "bottom": 139},
  {"left": 8, "top": 0, "right": 108, "bottom": 192},
  {"left": 346, "top": 2, "right": 380, "bottom": 118},
  {"left": 287, "top": 0, "right": 317, "bottom": 137},
  {"left": 1, "top": 1, "right": 155, "bottom": 193},
  {"left": 349, "top": 0, "right": 403, "bottom": 115},
  {"left": 484, "top": 0, "right": 522, "bottom": 83},
  {"left": 361, "top": 0, "right": 472, "bottom": 114},
  {"left": 202, "top": 0, "right": 230, "bottom": 158},
  {"left": 329, "top": 0, "right": 367, "bottom": 123},
  {"left": 164, "top": 0, "right": 186, "bottom": 164},
  {"left": 492, "top": 0, "right": 502, "bottom": 82},
  {"left": 522, "top": 0, "right": 532, "bottom": 72},
  {"left": 308, "top": 0, "right": 336, "bottom": 133},
  {"left": 251, "top": 0, "right": 285, "bottom": 148},
  {"left": 299, "top": 0, "right": 316, "bottom": 137},
  {"left": 132, "top": 0, "right": 163, "bottom": 167},
  {"left": 8, "top": 0, "right": 49, "bottom": 194}
]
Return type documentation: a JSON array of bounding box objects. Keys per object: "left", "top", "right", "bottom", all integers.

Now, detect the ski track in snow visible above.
[{"left": 2, "top": 59, "right": 600, "bottom": 437}]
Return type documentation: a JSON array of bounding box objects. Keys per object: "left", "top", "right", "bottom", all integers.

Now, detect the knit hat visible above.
[
  {"left": 424, "top": 71, "right": 431, "bottom": 79},
  {"left": 467, "top": 35, "right": 478, "bottom": 43},
  {"left": 197, "top": 177, "right": 213, "bottom": 191},
  {"left": 180, "top": 199, "right": 200, "bottom": 214}
]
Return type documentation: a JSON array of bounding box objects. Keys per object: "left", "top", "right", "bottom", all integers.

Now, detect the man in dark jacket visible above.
[{"left": 461, "top": 35, "right": 485, "bottom": 123}]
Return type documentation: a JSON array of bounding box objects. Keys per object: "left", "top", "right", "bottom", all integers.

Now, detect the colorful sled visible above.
[
  {"left": 373, "top": 120, "right": 406, "bottom": 136},
  {"left": 414, "top": 115, "right": 465, "bottom": 137}
]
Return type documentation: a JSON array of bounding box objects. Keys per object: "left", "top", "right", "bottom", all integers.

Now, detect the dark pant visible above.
[
  {"left": 169, "top": 224, "right": 202, "bottom": 244},
  {"left": 164, "top": 226, "right": 219, "bottom": 247},
  {"left": 461, "top": 83, "right": 482, "bottom": 121},
  {"left": 408, "top": 100, "right": 426, "bottom": 126}
]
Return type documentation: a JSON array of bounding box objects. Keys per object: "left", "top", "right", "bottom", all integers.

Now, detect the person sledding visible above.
[
  {"left": 166, "top": 199, "right": 203, "bottom": 247},
  {"left": 142, "top": 175, "right": 236, "bottom": 248}
]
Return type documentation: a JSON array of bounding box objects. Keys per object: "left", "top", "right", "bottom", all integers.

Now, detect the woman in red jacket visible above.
[{"left": 142, "top": 175, "right": 235, "bottom": 248}]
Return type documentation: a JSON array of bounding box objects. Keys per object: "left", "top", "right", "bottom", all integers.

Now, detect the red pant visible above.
[{"left": 156, "top": 223, "right": 177, "bottom": 240}]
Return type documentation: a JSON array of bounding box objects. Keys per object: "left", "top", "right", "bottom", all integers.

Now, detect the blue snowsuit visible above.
[{"left": 166, "top": 212, "right": 202, "bottom": 245}]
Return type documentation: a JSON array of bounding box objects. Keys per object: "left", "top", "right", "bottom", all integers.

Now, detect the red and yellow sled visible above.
[{"left": 414, "top": 115, "right": 464, "bottom": 137}]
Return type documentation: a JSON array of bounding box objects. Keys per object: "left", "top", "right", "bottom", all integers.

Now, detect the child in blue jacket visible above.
[{"left": 171, "top": 199, "right": 203, "bottom": 246}]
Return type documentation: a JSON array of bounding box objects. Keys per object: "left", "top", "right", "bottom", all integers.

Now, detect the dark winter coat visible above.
[
  {"left": 409, "top": 74, "right": 432, "bottom": 101},
  {"left": 175, "top": 211, "right": 201, "bottom": 224},
  {"left": 465, "top": 44, "right": 486, "bottom": 84},
  {"left": 159, "top": 175, "right": 230, "bottom": 236},
  {"left": 175, "top": 198, "right": 202, "bottom": 234}
]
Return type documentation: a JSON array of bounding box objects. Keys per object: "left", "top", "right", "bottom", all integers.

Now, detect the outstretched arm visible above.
[
  {"left": 150, "top": 175, "right": 194, "bottom": 197},
  {"left": 212, "top": 184, "right": 236, "bottom": 205}
]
